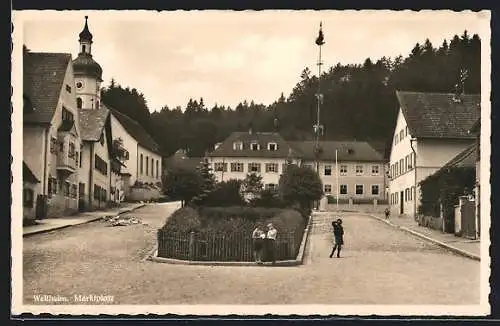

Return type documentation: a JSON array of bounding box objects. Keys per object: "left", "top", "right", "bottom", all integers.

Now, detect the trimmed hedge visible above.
[{"left": 162, "top": 206, "right": 304, "bottom": 236}]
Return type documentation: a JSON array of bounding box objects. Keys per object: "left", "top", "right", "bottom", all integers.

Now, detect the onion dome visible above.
[{"left": 73, "top": 53, "right": 103, "bottom": 81}]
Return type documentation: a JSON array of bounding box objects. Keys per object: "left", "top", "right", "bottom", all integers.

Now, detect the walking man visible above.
[
  {"left": 329, "top": 219, "right": 344, "bottom": 258},
  {"left": 252, "top": 223, "right": 265, "bottom": 264},
  {"left": 385, "top": 207, "right": 390, "bottom": 220},
  {"left": 265, "top": 223, "right": 278, "bottom": 264}
]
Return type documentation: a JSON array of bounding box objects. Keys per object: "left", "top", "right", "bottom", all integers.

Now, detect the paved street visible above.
[{"left": 23, "top": 206, "right": 480, "bottom": 305}]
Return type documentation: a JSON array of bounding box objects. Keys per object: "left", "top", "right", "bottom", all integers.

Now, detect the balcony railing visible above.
[{"left": 56, "top": 151, "right": 77, "bottom": 174}]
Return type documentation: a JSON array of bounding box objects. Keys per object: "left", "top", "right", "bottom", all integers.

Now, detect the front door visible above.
[{"left": 400, "top": 191, "right": 404, "bottom": 215}]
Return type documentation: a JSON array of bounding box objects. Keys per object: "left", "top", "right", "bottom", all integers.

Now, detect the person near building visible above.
[
  {"left": 265, "top": 223, "right": 278, "bottom": 264},
  {"left": 251, "top": 223, "right": 266, "bottom": 264},
  {"left": 329, "top": 219, "right": 344, "bottom": 258},
  {"left": 385, "top": 207, "right": 390, "bottom": 220}
]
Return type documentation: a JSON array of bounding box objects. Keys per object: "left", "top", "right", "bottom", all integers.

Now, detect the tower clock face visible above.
[{"left": 76, "top": 81, "right": 84, "bottom": 89}]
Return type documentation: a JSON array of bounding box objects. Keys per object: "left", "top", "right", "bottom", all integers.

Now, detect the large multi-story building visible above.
[
  {"left": 388, "top": 91, "right": 480, "bottom": 217},
  {"left": 207, "top": 130, "right": 387, "bottom": 204}
]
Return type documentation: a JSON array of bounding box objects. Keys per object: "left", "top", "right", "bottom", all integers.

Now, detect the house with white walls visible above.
[
  {"left": 207, "top": 131, "right": 300, "bottom": 191},
  {"left": 208, "top": 130, "right": 387, "bottom": 208},
  {"left": 388, "top": 91, "right": 480, "bottom": 217},
  {"left": 108, "top": 108, "right": 163, "bottom": 201},
  {"left": 78, "top": 107, "right": 121, "bottom": 211},
  {"left": 290, "top": 141, "right": 387, "bottom": 207},
  {"left": 23, "top": 51, "right": 82, "bottom": 219}
]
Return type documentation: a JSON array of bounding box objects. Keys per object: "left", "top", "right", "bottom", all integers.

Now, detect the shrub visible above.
[
  {"left": 162, "top": 206, "right": 202, "bottom": 233},
  {"left": 249, "top": 189, "right": 286, "bottom": 208},
  {"left": 204, "top": 179, "right": 246, "bottom": 207}
]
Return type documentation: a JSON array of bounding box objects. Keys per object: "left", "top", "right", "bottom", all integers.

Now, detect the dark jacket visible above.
[{"left": 333, "top": 224, "right": 344, "bottom": 239}]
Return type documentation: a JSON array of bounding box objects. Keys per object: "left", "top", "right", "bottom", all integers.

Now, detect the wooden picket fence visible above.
[{"left": 157, "top": 227, "right": 305, "bottom": 262}]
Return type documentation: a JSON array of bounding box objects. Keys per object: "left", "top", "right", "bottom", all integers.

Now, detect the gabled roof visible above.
[
  {"left": 164, "top": 153, "right": 203, "bottom": 172},
  {"left": 79, "top": 107, "right": 110, "bottom": 141},
  {"left": 23, "top": 52, "right": 72, "bottom": 125},
  {"left": 437, "top": 142, "right": 477, "bottom": 174},
  {"left": 105, "top": 105, "right": 161, "bottom": 155},
  {"left": 396, "top": 91, "right": 481, "bottom": 139},
  {"left": 23, "top": 162, "right": 40, "bottom": 183},
  {"left": 290, "top": 141, "right": 385, "bottom": 162},
  {"left": 208, "top": 132, "right": 300, "bottom": 159}
]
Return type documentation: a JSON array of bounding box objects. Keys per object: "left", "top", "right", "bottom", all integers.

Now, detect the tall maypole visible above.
[{"left": 314, "top": 22, "right": 325, "bottom": 210}]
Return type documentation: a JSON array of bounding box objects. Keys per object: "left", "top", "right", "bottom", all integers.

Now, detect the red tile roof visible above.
[
  {"left": 396, "top": 91, "right": 481, "bottom": 139},
  {"left": 23, "top": 52, "right": 72, "bottom": 125}
]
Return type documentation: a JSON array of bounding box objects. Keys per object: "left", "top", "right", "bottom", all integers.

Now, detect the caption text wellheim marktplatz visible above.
[{"left": 32, "top": 294, "right": 115, "bottom": 303}]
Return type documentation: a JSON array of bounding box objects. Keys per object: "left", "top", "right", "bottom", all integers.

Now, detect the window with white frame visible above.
[
  {"left": 214, "top": 162, "right": 227, "bottom": 172},
  {"left": 267, "top": 142, "right": 278, "bottom": 151},
  {"left": 340, "top": 184, "right": 348, "bottom": 195},
  {"left": 248, "top": 162, "right": 261, "bottom": 173},
  {"left": 230, "top": 162, "right": 244, "bottom": 172},
  {"left": 355, "top": 165, "right": 364, "bottom": 175},
  {"left": 324, "top": 165, "right": 332, "bottom": 176},
  {"left": 355, "top": 184, "right": 364, "bottom": 195},
  {"left": 372, "top": 185, "right": 379, "bottom": 195},
  {"left": 340, "top": 165, "right": 348, "bottom": 175},
  {"left": 399, "top": 129, "right": 404, "bottom": 140},
  {"left": 410, "top": 186, "right": 415, "bottom": 200},
  {"left": 265, "top": 163, "right": 278, "bottom": 173},
  {"left": 371, "top": 165, "right": 379, "bottom": 175},
  {"left": 399, "top": 158, "right": 404, "bottom": 175},
  {"left": 395, "top": 135, "right": 398, "bottom": 145},
  {"left": 324, "top": 184, "right": 332, "bottom": 193},
  {"left": 233, "top": 141, "right": 243, "bottom": 150},
  {"left": 250, "top": 142, "right": 260, "bottom": 151}
]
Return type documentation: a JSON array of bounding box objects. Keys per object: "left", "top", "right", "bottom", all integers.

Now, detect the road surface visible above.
[{"left": 23, "top": 205, "right": 480, "bottom": 305}]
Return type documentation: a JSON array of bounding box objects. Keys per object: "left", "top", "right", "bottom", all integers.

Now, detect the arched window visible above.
[
  {"left": 82, "top": 45, "right": 86, "bottom": 53},
  {"left": 146, "top": 156, "right": 149, "bottom": 176},
  {"left": 140, "top": 154, "right": 143, "bottom": 174},
  {"left": 76, "top": 97, "right": 82, "bottom": 109}
]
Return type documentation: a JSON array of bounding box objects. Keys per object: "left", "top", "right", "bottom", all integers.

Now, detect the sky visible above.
[{"left": 17, "top": 10, "right": 489, "bottom": 112}]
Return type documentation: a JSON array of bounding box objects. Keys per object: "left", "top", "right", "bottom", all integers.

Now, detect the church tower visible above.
[{"left": 73, "top": 16, "right": 103, "bottom": 110}]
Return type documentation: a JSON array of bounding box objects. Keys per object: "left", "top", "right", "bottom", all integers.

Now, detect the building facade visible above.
[
  {"left": 388, "top": 91, "right": 480, "bottom": 217},
  {"left": 208, "top": 131, "right": 386, "bottom": 204},
  {"left": 291, "top": 141, "right": 387, "bottom": 204},
  {"left": 23, "top": 51, "right": 82, "bottom": 219}
]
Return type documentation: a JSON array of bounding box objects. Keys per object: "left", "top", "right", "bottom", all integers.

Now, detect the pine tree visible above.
[{"left": 190, "top": 156, "right": 216, "bottom": 206}]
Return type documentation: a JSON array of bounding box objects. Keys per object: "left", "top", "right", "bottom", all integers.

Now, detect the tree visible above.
[
  {"left": 162, "top": 167, "right": 204, "bottom": 207},
  {"left": 241, "top": 173, "right": 264, "bottom": 201},
  {"left": 190, "top": 157, "right": 216, "bottom": 206},
  {"left": 278, "top": 164, "right": 323, "bottom": 218}
]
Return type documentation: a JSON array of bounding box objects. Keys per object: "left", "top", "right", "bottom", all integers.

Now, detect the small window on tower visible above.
[
  {"left": 82, "top": 45, "right": 86, "bottom": 53},
  {"left": 76, "top": 98, "right": 82, "bottom": 109},
  {"left": 76, "top": 82, "right": 83, "bottom": 89}
]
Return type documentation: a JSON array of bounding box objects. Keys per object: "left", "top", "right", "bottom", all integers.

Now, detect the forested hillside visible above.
[{"left": 100, "top": 31, "right": 481, "bottom": 159}]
